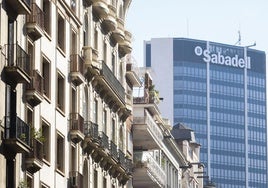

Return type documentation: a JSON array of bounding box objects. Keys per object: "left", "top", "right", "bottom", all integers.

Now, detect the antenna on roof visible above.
[{"left": 235, "top": 30, "right": 241, "bottom": 45}]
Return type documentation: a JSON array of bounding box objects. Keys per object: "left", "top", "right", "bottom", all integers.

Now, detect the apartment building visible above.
[
  {"left": 0, "top": 1, "right": 205, "bottom": 187},
  {"left": 132, "top": 71, "right": 204, "bottom": 188},
  {"left": 0, "top": 0, "right": 136, "bottom": 187}
]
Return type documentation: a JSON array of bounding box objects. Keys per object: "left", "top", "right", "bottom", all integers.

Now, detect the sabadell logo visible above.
[{"left": 194, "top": 46, "right": 251, "bottom": 69}]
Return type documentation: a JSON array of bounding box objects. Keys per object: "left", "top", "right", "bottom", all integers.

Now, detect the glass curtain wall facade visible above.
[{"left": 146, "top": 38, "right": 267, "bottom": 188}]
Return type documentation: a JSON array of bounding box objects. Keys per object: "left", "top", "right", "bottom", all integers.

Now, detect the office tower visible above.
[{"left": 145, "top": 38, "right": 267, "bottom": 188}]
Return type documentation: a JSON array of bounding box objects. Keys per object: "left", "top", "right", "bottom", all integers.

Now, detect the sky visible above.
[{"left": 125, "top": 0, "right": 268, "bottom": 67}]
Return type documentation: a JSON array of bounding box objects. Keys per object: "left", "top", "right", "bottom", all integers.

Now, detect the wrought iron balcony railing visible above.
[
  {"left": 70, "top": 113, "right": 84, "bottom": 133},
  {"left": 70, "top": 54, "right": 84, "bottom": 75},
  {"left": 5, "top": 43, "right": 30, "bottom": 76},
  {"left": 125, "top": 158, "right": 133, "bottom": 174},
  {"left": 26, "top": 3, "right": 44, "bottom": 29},
  {"left": 110, "top": 140, "right": 118, "bottom": 161},
  {"left": 101, "top": 61, "right": 125, "bottom": 103},
  {"left": 5, "top": 115, "right": 30, "bottom": 146},
  {"left": 84, "top": 121, "right": 99, "bottom": 141},
  {"left": 100, "top": 131, "right": 109, "bottom": 150},
  {"left": 26, "top": 70, "right": 43, "bottom": 94},
  {"left": 28, "top": 138, "right": 43, "bottom": 161},
  {"left": 118, "top": 149, "right": 126, "bottom": 169}
]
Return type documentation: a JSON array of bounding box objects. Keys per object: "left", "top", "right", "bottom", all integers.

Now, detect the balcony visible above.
[
  {"left": 82, "top": 121, "right": 99, "bottom": 155},
  {"left": 82, "top": 46, "right": 99, "bottom": 81},
  {"left": 133, "top": 91, "right": 161, "bottom": 116},
  {"left": 26, "top": 3, "right": 44, "bottom": 41},
  {"left": 132, "top": 110, "right": 163, "bottom": 150},
  {"left": 69, "top": 113, "right": 85, "bottom": 143},
  {"left": 118, "top": 30, "right": 132, "bottom": 58},
  {"left": 118, "top": 149, "right": 126, "bottom": 170},
  {"left": 108, "top": 140, "right": 120, "bottom": 177},
  {"left": 117, "top": 158, "right": 132, "bottom": 185},
  {"left": 109, "top": 140, "right": 118, "bottom": 162},
  {"left": 6, "top": 0, "right": 31, "bottom": 16},
  {"left": 99, "top": 131, "right": 109, "bottom": 152},
  {"left": 98, "top": 132, "right": 114, "bottom": 171},
  {"left": 133, "top": 151, "right": 166, "bottom": 188},
  {"left": 25, "top": 70, "right": 44, "bottom": 107},
  {"left": 126, "top": 63, "right": 142, "bottom": 87},
  {"left": 4, "top": 116, "right": 31, "bottom": 153},
  {"left": 3, "top": 44, "right": 31, "bottom": 87},
  {"left": 25, "top": 138, "right": 43, "bottom": 173},
  {"left": 92, "top": 61, "right": 125, "bottom": 112},
  {"left": 101, "top": 4, "right": 117, "bottom": 34},
  {"left": 69, "top": 54, "right": 85, "bottom": 86},
  {"left": 69, "top": 171, "right": 83, "bottom": 188},
  {"left": 92, "top": 0, "right": 109, "bottom": 20},
  {"left": 111, "top": 18, "right": 125, "bottom": 44}
]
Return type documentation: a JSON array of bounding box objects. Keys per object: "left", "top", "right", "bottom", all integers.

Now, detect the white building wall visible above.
[{"left": 150, "top": 38, "right": 174, "bottom": 125}]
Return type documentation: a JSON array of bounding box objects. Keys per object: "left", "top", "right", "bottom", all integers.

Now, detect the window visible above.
[
  {"left": 42, "top": 56, "right": 50, "bottom": 99},
  {"left": 57, "top": 72, "right": 65, "bottom": 112},
  {"left": 56, "top": 133, "right": 64, "bottom": 172},
  {"left": 94, "top": 30, "right": 98, "bottom": 50},
  {"left": 26, "top": 106, "right": 33, "bottom": 127},
  {"left": 70, "top": 87, "right": 77, "bottom": 113},
  {"left": 94, "top": 170, "right": 98, "bottom": 188},
  {"left": 103, "top": 177, "right": 107, "bottom": 188},
  {"left": 103, "top": 42, "right": 107, "bottom": 63},
  {"left": 93, "top": 99, "right": 98, "bottom": 123},
  {"left": 70, "top": 144, "right": 76, "bottom": 172},
  {"left": 112, "top": 119, "right": 116, "bottom": 142},
  {"left": 119, "top": 62, "right": 123, "bottom": 83},
  {"left": 27, "top": 40, "right": 34, "bottom": 72},
  {"left": 26, "top": 173, "right": 33, "bottom": 188},
  {"left": 43, "top": 0, "right": 51, "bottom": 35},
  {"left": 119, "top": 125, "right": 123, "bottom": 150},
  {"left": 70, "top": 0, "right": 77, "bottom": 14},
  {"left": 57, "top": 13, "right": 65, "bottom": 52},
  {"left": 112, "top": 54, "right": 115, "bottom": 73},
  {"left": 127, "top": 131, "right": 133, "bottom": 153},
  {"left": 83, "top": 15, "right": 89, "bottom": 46},
  {"left": 42, "top": 119, "right": 50, "bottom": 162},
  {"left": 102, "top": 110, "right": 107, "bottom": 133},
  {"left": 70, "top": 29, "right": 77, "bottom": 55}
]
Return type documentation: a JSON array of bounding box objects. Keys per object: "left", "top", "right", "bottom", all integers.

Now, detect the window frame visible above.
[
  {"left": 56, "top": 131, "right": 65, "bottom": 174},
  {"left": 41, "top": 118, "right": 51, "bottom": 164},
  {"left": 42, "top": 55, "right": 51, "bottom": 100},
  {"left": 43, "top": 0, "right": 51, "bottom": 37},
  {"left": 56, "top": 70, "right": 65, "bottom": 114},
  {"left": 57, "top": 12, "right": 66, "bottom": 53}
]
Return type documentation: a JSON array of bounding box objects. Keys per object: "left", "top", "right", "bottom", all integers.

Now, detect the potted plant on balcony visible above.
[
  {"left": 30, "top": 127, "right": 45, "bottom": 143},
  {"left": 148, "top": 85, "right": 160, "bottom": 104},
  {"left": 19, "top": 133, "right": 27, "bottom": 142},
  {"left": 18, "top": 180, "right": 28, "bottom": 188}
]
